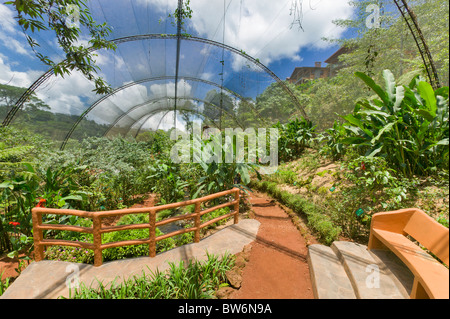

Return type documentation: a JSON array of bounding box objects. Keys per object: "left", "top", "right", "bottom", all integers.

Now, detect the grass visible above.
[
  {"left": 64, "top": 252, "right": 234, "bottom": 299},
  {"left": 252, "top": 148, "right": 449, "bottom": 245},
  {"left": 0, "top": 270, "right": 12, "bottom": 296}
]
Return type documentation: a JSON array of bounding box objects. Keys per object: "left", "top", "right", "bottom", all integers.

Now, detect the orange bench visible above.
[{"left": 368, "top": 208, "right": 449, "bottom": 299}]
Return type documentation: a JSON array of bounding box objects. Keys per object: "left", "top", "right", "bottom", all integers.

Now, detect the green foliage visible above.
[
  {"left": 0, "top": 270, "right": 12, "bottom": 296},
  {"left": 437, "top": 214, "right": 449, "bottom": 228},
  {"left": 66, "top": 253, "right": 234, "bottom": 299},
  {"left": 192, "top": 133, "right": 261, "bottom": 198},
  {"left": 341, "top": 70, "right": 449, "bottom": 177},
  {"left": 272, "top": 169, "right": 298, "bottom": 185},
  {"left": 45, "top": 246, "right": 94, "bottom": 264},
  {"left": 4, "top": 0, "right": 117, "bottom": 94},
  {"left": 201, "top": 207, "right": 231, "bottom": 233},
  {"left": 100, "top": 213, "right": 194, "bottom": 262},
  {"left": 255, "top": 82, "right": 309, "bottom": 124},
  {"left": 147, "top": 159, "right": 189, "bottom": 204},
  {"left": 273, "top": 117, "right": 316, "bottom": 162},
  {"left": 317, "top": 120, "right": 348, "bottom": 160}
]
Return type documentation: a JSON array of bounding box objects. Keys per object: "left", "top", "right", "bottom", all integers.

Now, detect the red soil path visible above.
[{"left": 230, "top": 191, "right": 314, "bottom": 299}]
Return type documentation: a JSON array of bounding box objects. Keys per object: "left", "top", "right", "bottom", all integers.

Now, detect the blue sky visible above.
[
  {"left": 0, "top": 0, "right": 357, "bottom": 128},
  {"left": 1, "top": 0, "right": 356, "bottom": 81}
]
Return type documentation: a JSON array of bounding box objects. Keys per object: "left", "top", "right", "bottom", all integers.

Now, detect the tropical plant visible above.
[
  {"left": 317, "top": 120, "right": 348, "bottom": 160},
  {"left": 340, "top": 70, "right": 449, "bottom": 177},
  {"left": 147, "top": 159, "right": 190, "bottom": 204},
  {"left": 274, "top": 117, "right": 317, "bottom": 162},
  {"left": 5, "top": 0, "right": 117, "bottom": 94},
  {"left": 65, "top": 253, "right": 234, "bottom": 299},
  {"left": 192, "top": 133, "right": 261, "bottom": 199}
]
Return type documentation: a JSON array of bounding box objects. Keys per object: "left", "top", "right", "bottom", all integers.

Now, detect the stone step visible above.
[
  {"left": 331, "top": 241, "right": 413, "bottom": 299},
  {"left": 307, "top": 244, "right": 356, "bottom": 299},
  {"left": 308, "top": 241, "right": 415, "bottom": 299}
]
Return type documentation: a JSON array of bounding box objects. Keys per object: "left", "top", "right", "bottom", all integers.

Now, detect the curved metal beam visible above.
[
  {"left": 136, "top": 111, "right": 171, "bottom": 138},
  {"left": 60, "top": 76, "right": 260, "bottom": 150},
  {"left": 126, "top": 107, "right": 220, "bottom": 138},
  {"left": 2, "top": 33, "right": 302, "bottom": 130},
  {"left": 102, "top": 96, "right": 244, "bottom": 137},
  {"left": 136, "top": 108, "right": 218, "bottom": 138},
  {"left": 393, "top": 0, "right": 440, "bottom": 89},
  {"left": 151, "top": 109, "right": 217, "bottom": 134},
  {"left": 113, "top": 34, "right": 308, "bottom": 119}
]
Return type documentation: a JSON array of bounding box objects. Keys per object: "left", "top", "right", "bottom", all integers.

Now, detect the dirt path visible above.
[{"left": 229, "top": 191, "right": 314, "bottom": 299}]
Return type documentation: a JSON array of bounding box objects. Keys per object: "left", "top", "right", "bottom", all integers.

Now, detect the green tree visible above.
[
  {"left": 204, "top": 89, "right": 234, "bottom": 128},
  {"left": 255, "top": 81, "right": 308, "bottom": 124},
  {"left": 5, "top": 0, "right": 117, "bottom": 94}
]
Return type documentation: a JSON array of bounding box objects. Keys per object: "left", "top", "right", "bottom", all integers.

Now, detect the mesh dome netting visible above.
[{"left": 0, "top": 0, "right": 332, "bottom": 149}]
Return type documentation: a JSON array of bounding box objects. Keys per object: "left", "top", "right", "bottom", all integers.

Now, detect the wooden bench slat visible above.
[
  {"left": 373, "top": 229, "right": 449, "bottom": 299},
  {"left": 404, "top": 212, "right": 449, "bottom": 265}
]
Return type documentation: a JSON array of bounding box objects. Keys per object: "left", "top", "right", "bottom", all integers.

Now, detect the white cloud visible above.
[
  {"left": 0, "top": 4, "right": 18, "bottom": 34},
  {"left": 143, "top": 110, "right": 185, "bottom": 131},
  {"left": 149, "top": 79, "right": 192, "bottom": 98},
  {"left": 141, "top": 0, "right": 353, "bottom": 69},
  {"left": 34, "top": 70, "right": 97, "bottom": 115},
  {"left": 292, "top": 55, "right": 303, "bottom": 62},
  {"left": 0, "top": 0, "right": 355, "bottom": 128},
  {"left": 0, "top": 4, "right": 34, "bottom": 58},
  {"left": 0, "top": 54, "right": 40, "bottom": 88}
]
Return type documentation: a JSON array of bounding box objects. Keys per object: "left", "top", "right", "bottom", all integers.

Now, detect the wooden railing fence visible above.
[{"left": 32, "top": 188, "right": 240, "bottom": 266}]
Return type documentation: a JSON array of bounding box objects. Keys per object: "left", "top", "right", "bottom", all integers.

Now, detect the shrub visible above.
[
  {"left": 340, "top": 70, "right": 449, "bottom": 178},
  {"left": 66, "top": 253, "right": 234, "bottom": 299}
]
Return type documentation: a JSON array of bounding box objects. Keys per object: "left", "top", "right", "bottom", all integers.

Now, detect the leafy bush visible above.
[
  {"left": 273, "top": 117, "right": 316, "bottom": 162},
  {"left": 272, "top": 169, "right": 298, "bottom": 185},
  {"left": 317, "top": 120, "right": 348, "bottom": 160},
  {"left": 200, "top": 207, "right": 231, "bottom": 234},
  {"left": 191, "top": 132, "right": 261, "bottom": 199},
  {"left": 0, "top": 271, "right": 12, "bottom": 297},
  {"left": 66, "top": 253, "right": 234, "bottom": 299},
  {"left": 45, "top": 246, "right": 94, "bottom": 264},
  {"left": 340, "top": 70, "right": 449, "bottom": 177}
]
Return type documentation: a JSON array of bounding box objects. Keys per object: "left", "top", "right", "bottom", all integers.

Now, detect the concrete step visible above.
[
  {"left": 1, "top": 219, "right": 260, "bottom": 299},
  {"left": 308, "top": 241, "right": 415, "bottom": 299},
  {"left": 307, "top": 244, "right": 356, "bottom": 299}
]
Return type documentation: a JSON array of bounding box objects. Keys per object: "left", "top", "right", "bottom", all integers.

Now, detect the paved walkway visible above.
[
  {"left": 1, "top": 219, "right": 260, "bottom": 299},
  {"left": 230, "top": 191, "right": 314, "bottom": 299}
]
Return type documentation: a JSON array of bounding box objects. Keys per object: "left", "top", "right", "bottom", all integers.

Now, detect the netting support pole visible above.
[{"left": 173, "top": 0, "right": 184, "bottom": 131}]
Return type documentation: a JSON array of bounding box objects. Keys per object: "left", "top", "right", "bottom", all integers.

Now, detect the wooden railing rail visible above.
[{"left": 32, "top": 188, "right": 240, "bottom": 266}]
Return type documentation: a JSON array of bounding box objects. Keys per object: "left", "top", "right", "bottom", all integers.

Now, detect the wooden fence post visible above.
[
  {"left": 149, "top": 210, "right": 156, "bottom": 257},
  {"left": 194, "top": 202, "right": 201, "bottom": 243},
  {"left": 93, "top": 215, "right": 102, "bottom": 267},
  {"left": 31, "top": 209, "right": 44, "bottom": 262},
  {"left": 234, "top": 188, "right": 239, "bottom": 224}
]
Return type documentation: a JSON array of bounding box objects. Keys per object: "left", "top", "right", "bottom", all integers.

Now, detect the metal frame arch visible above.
[
  {"left": 60, "top": 76, "right": 261, "bottom": 150},
  {"left": 124, "top": 107, "right": 221, "bottom": 139},
  {"left": 102, "top": 96, "right": 245, "bottom": 137},
  {"left": 2, "top": 2, "right": 440, "bottom": 134},
  {"left": 2, "top": 33, "right": 304, "bottom": 129}
]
